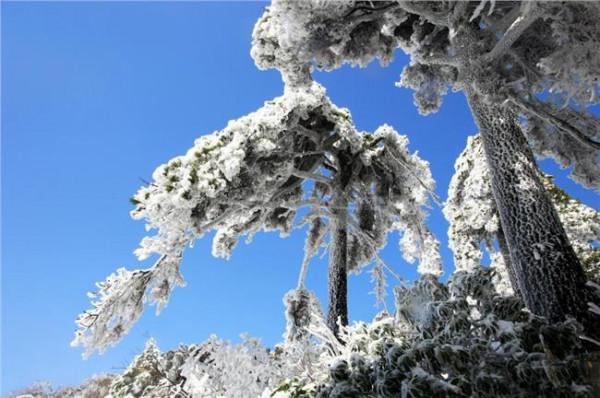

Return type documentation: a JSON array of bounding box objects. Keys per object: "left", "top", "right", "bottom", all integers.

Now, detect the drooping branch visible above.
[
  {"left": 347, "top": 216, "right": 403, "bottom": 283},
  {"left": 297, "top": 219, "right": 326, "bottom": 289},
  {"left": 72, "top": 255, "right": 183, "bottom": 357}
]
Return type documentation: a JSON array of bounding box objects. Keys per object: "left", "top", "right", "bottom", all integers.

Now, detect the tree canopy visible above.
[
  {"left": 252, "top": 0, "right": 600, "bottom": 188},
  {"left": 73, "top": 83, "right": 441, "bottom": 356}
]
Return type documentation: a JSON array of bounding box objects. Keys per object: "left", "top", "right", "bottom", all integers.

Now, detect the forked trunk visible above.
[{"left": 467, "top": 92, "right": 592, "bottom": 329}]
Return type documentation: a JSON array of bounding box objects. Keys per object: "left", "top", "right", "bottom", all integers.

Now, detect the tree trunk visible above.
[
  {"left": 327, "top": 193, "right": 349, "bottom": 337},
  {"left": 466, "top": 92, "right": 592, "bottom": 328}
]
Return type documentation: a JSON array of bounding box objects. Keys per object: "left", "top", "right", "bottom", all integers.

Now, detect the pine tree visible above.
[
  {"left": 72, "top": 83, "right": 440, "bottom": 355},
  {"left": 108, "top": 339, "right": 190, "bottom": 398},
  {"left": 251, "top": 0, "right": 600, "bottom": 329},
  {"left": 444, "top": 134, "right": 600, "bottom": 297}
]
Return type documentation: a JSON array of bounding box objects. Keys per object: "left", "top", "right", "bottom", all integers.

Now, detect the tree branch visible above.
[
  {"left": 508, "top": 94, "right": 600, "bottom": 151},
  {"left": 295, "top": 125, "right": 322, "bottom": 144},
  {"left": 193, "top": 207, "right": 240, "bottom": 233},
  {"left": 345, "top": 1, "right": 399, "bottom": 20},
  {"left": 414, "top": 52, "right": 459, "bottom": 67},
  {"left": 323, "top": 133, "right": 340, "bottom": 149},
  {"left": 481, "top": 2, "right": 543, "bottom": 65},
  {"left": 347, "top": 216, "right": 405, "bottom": 283},
  {"left": 451, "top": 0, "right": 469, "bottom": 26},
  {"left": 291, "top": 169, "right": 334, "bottom": 187},
  {"left": 266, "top": 149, "right": 326, "bottom": 159},
  {"left": 269, "top": 152, "right": 324, "bottom": 203},
  {"left": 396, "top": 2, "right": 451, "bottom": 28},
  {"left": 376, "top": 150, "right": 443, "bottom": 206},
  {"left": 486, "top": 4, "right": 521, "bottom": 34}
]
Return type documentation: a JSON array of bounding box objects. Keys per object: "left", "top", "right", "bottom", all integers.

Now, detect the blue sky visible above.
[{"left": 2, "top": 2, "right": 598, "bottom": 395}]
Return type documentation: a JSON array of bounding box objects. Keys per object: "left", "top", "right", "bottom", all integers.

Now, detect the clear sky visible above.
[{"left": 2, "top": 2, "right": 598, "bottom": 395}]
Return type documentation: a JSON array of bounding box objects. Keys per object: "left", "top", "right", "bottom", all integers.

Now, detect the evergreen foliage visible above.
[
  {"left": 48, "top": 2, "right": 600, "bottom": 396},
  {"left": 31, "top": 269, "right": 600, "bottom": 398},
  {"left": 73, "top": 83, "right": 440, "bottom": 355},
  {"left": 278, "top": 268, "right": 600, "bottom": 398}
]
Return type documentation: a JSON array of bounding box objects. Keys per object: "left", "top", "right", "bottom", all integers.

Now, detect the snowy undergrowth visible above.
[
  {"left": 302, "top": 269, "right": 600, "bottom": 397},
  {"left": 15, "top": 268, "right": 600, "bottom": 398}
]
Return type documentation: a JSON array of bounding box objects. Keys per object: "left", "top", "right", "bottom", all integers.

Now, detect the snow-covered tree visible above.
[
  {"left": 443, "top": 133, "right": 521, "bottom": 298},
  {"left": 180, "top": 334, "right": 292, "bottom": 398},
  {"left": 251, "top": 0, "right": 600, "bottom": 330},
  {"left": 73, "top": 82, "right": 440, "bottom": 355},
  {"left": 445, "top": 134, "right": 600, "bottom": 295},
  {"left": 108, "top": 339, "right": 188, "bottom": 398},
  {"left": 101, "top": 333, "right": 309, "bottom": 398},
  {"left": 8, "top": 375, "right": 115, "bottom": 398}
]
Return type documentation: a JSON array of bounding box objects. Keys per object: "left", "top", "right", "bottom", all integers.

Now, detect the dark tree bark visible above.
[
  {"left": 467, "top": 92, "right": 593, "bottom": 328},
  {"left": 326, "top": 149, "right": 353, "bottom": 337},
  {"left": 327, "top": 194, "right": 349, "bottom": 337}
]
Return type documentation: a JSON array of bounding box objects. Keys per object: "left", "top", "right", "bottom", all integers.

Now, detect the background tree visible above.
[
  {"left": 180, "top": 334, "right": 289, "bottom": 397},
  {"left": 251, "top": 0, "right": 600, "bottom": 329},
  {"left": 7, "top": 375, "right": 115, "bottom": 398},
  {"left": 108, "top": 339, "right": 188, "bottom": 398},
  {"left": 73, "top": 83, "right": 440, "bottom": 355},
  {"left": 444, "top": 134, "right": 600, "bottom": 297}
]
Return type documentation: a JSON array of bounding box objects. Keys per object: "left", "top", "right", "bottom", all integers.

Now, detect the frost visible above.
[
  {"left": 74, "top": 82, "right": 441, "bottom": 355},
  {"left": 71, "top": 256, "right": 184, "bottom": 358},
  {"left": 444, "top": 134, "right": 600, "bottom": 295},
  {"left": 252, "top": 0, "right": 600, "bottom": 187},
  {"left": 180, "top": 335, "right": 295, "bottom": 398}
]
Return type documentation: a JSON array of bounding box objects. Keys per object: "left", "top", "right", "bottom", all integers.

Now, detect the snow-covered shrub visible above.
[
  {"left": 22, "top": 267, "right": 600, "bottom": 398},
  {"left": 272, "top": 267, "right": 600, "bottom": 397},
  {"left": 270, "top": 308, "right": 409, "bottom": 397}
]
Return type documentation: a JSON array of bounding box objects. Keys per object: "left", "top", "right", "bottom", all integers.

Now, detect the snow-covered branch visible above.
[
  {"left": 396, "top": 2, "right": 450, "bottom": 28},
  {"left": 481, "top": 2, "right": 543, "bottom": 64},
  {"left": 290, "top": 169, "right": 333, "bottom": 187},
  {"left": 72, "top": 255, "right": 184, "bottom": 357},
  {"left": 509, "top": 94, "right": 600, "bottom": 151},
  {"left": 74, "top": 81, "right": 442, "bottom": 354}
]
